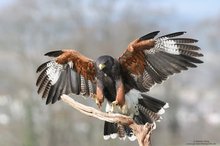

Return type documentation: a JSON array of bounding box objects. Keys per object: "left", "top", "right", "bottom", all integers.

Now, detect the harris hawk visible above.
[{"left": 36, "top": 31, "right": 203, "bottom": 141}]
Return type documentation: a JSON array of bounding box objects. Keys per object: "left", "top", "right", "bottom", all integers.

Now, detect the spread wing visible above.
[
  {"left": 36, "top": 50, "right": 96, "bottom": 104},
  {"left": 119, "top": 31, "right": 203, "bottom": 92}
]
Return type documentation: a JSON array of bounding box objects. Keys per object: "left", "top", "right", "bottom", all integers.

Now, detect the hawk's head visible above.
[{"left": 95, "top": 55, "right": 115, "bottom": 73}]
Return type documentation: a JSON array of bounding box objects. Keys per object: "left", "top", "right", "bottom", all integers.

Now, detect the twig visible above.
[{"left": 61, "top": 94, "right": 154, "bottom": 146}]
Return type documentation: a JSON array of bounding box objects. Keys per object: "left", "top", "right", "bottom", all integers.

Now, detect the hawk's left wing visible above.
[
  {"left": 119, "top": 31, "right": 203, "bottom": 92},
  {"left": 36, "top": 50, "right": 96, "bottom": 104}
]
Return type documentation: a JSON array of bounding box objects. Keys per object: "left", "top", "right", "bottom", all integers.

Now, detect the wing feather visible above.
[
  {"left": 158, "top": 52, "right": 196, "bottom": 68},
  {"left": 42, "top": 81, "right": 52, "bottom": 99},
  {"left": 36, "top": 68, "right": 48, "bottom": 86},
  {"left": 37, "top": 75, "right": 49, "bottom": 94},
  {"left": 46, "top": 74, "right": 64, "bottom": 104},
  {"left": 44, "top": 50, "right": 64, "bottom": 57},
  {"left": 169, "top": 38, "right": 198, "bottom": 44},
  {"left": 145, "top": 60, "right": 163, "bottom": 83},
  {"left": 80, "top": 75, "right": 89, "bottom": 96},
  {"left": 139, "top": 31, "right": 160, "bottom": 41},
  {"left": 159, "top": 31, "right": 186, "bottom": 38},
  {"left": 64, "top": 66, "right": 73, "bottom": 94},
  {"left": 36, "top": 61, "right": 50, "bottom": 73},
  {"left": 175, "top": 43, "right": 200, "bottom": 50},
  {"left": 52, "top": 71, "right": 66, "bottom": 103},
  {"left": 119, "top": 31, "right": 203, "bottom": 92},
  {"left": 69, "top": 69, "right": 81, "bottom": 94},
  {"left": 36, "top": 49, "right": 96, "bottom": 104},
  {"left": 180, "top": 54, "right": 203, "bottom": 63}
]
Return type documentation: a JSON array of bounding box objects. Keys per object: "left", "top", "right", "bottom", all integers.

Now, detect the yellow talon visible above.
[
  {"left": 111, "top": 100, "right": 119, "bottom": 112},
  {"left": 121, "top": 104, "right": 128, "bottom": 114},
  {"left": 111, "top": 100, "right": 128, "bottom": 114},
  {"left": 91, "top": 94, "right": 102, "bottom": 109},
  {"left": 112, "top": 100, "right": 119, "bottom": 106},
  {"left": 95, "top": 98, "right": 102, "bottom": 109}
]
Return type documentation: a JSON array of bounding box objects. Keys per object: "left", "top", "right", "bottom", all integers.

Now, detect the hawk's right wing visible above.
[{"left": 36, "top": 50, "right": 96, "bottom": 104}]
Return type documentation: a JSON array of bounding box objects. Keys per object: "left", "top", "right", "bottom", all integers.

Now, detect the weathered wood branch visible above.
[{"left": 61, "top": 94, "right": 154, "bottom": 146}]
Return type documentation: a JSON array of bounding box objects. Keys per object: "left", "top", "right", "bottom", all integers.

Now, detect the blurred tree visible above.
[{"left": 0, "top": 0, "right": 219, "bottom": 146}]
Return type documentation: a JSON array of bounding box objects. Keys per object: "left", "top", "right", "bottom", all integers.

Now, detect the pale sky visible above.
[
  {"left": 0, "top": 0, "right": 220, "bottom": 21},
  {"left": 150, "top": 0, "right": 220, "bottom": 21},
  {"left": 0, "top": 0, "right": 14, "bottom": 7}
]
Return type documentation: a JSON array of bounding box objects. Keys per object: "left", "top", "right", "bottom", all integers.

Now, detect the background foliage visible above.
[{"left": 0, "top": 0, "right": 219, "bottom": 146}]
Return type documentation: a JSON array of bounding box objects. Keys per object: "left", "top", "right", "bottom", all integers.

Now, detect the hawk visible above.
[{"left": 36, "top": 31, "right": 203, "bottom": 140}]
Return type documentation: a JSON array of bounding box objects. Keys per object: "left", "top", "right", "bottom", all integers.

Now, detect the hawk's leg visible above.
[
  {"left": 111, "top": 79, "right": 127, "bottom": 114},
  {"left": 95, "top": 85, "right": 104, "bottom": 109}
]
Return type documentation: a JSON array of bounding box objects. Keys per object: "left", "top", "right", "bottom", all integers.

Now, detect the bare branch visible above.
[{"left": 61, "top": 94, "right": 154, "bottom": 146}]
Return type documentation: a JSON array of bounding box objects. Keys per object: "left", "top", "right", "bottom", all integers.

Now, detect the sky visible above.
[
  {"left": 0, "top": 0, "right": 14, "bottom": 7},
  {"left": 149, "top": 0, "right": 220, "bottom": 21},
  {"left": 0, "top": 0, "right": 220, "bottom": 21}
]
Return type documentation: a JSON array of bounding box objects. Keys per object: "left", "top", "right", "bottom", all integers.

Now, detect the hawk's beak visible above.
[{"left": 98, "top": 63, "right": 106, "bottom": 70}]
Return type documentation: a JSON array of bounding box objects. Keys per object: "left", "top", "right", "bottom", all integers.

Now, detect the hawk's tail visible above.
[
  {"left": 103, "top": 121, "right": 136, "bottom": 141},
  {"left": 103, "top": 90, "right": 169, "bottom": 141},
  {"left": 133, "top": 93, "right": 169, "bottom": 125}
]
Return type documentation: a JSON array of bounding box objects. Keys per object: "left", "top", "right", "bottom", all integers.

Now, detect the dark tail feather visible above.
[
  {"left": 103, "top": 121, "right": 118, "bottom": 140},
  {"left": 140, "top": 94, "right": 169, "bottom": 113},
  {"left": 103, "top": 121, "right": 136, "bottom": 141},
  {"left": 134, "top": 94, "right": 169, "bottom": 125}
]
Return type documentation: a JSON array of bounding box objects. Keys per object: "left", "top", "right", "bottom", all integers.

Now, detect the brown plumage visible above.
[{"left": 47, "top": 50, "right": 96, "bottom": 81}]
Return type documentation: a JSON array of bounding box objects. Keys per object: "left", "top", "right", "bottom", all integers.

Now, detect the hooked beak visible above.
[{"left": 98, "top": 63, "right": 106, "bottom": 70}]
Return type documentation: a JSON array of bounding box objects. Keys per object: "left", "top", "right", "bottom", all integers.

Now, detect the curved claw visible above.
[
  {"left": 121, "top": 104, "right": 128, "bottom": 114},
  {"left": 111, "top": 100, "right": 128, "bottom": 114},
  {"left": 111, "top": 100, "right": 119, "bottom": 106},
  {"left": 110, "top": 100, "right": 119, "bottom": 112},
  {"left": 92, "top": 94, "right": 103, "bottom": 109},
  {"left": 95, "top": 98, "right": 102, "bottom": 109}
]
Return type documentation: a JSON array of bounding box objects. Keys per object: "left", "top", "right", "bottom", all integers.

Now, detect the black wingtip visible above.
[
  {"left": 44, "top": 50, "right": 64, "bottom": 57},
  {"left": 139, "top": 31, "right": 160, "bottom": 41},
  {"left": 46, "top": 99, "right": 51, "bottom": 105},
  {"left": 180, "top": 54, "right": 204, "bottom": 64},
  {"left": 159, "top": 31, "right": 187, "bottom": 38},
  {"left": 36, "top": 61, "right": 50, "bottom": 73},
  {"left": 199, "top": 53, "right": 204, "bottom": 57},
  {"left": 175, "top": 31, "right": 187, "bottom": 35}
]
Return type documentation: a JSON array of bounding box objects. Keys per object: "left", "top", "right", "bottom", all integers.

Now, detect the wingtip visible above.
[
  {"left": 153, "top": 31, "right": 160, "bottom": 35},
  {"left": 44, "top": 50, "right": 64, "bottom": 57},
  {"left": 178, "top": 31, "right": 187, "bottom": 34},
  {"left": 46, "top": 97, "right": 51, "bottom": 104},
  {"left": 139, "top": 31, "right": 160, "bottom": 41},
  {"left": 45, "top": 101, "right": 50, "bottom": 105},
  {"left": 36, "top": 61, "right": 50, "bottom": 73},
  {"left": 177, "top": 31, "right": 187, "bottom": 35},
  {"left": 200, "top": 53, "right": 204, "bottom": 57},
  {"left": 159, "top": 31, "right": 187, "bottom": 38}
]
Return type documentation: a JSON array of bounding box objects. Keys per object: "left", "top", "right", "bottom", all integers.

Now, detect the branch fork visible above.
[{"left": 61, "top": 94, "right": 154, "bottom": 146}]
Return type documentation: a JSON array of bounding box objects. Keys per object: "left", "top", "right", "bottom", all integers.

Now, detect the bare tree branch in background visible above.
[{"left": 61, "top": 94, "right": 154, "bottom": 146}]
